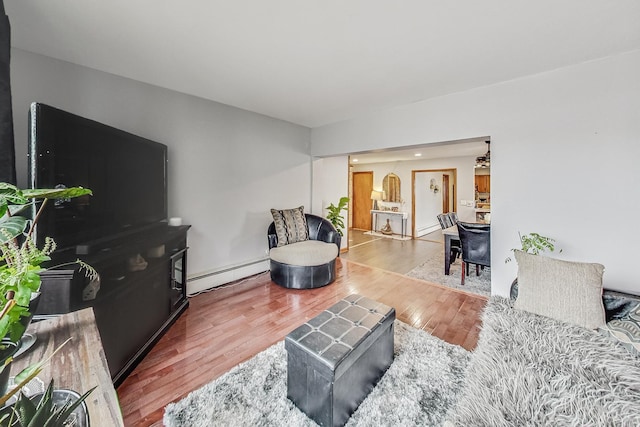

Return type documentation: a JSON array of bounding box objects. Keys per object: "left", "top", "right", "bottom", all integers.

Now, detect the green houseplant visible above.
[
  {"left": 0, "top": 183, "right": 95, "bottom": 410},
  {"left": 506, "top": 231, "right": 562, "bottom": 299},
  {"left": 505, "top": 232, "right": 561, "bottom": 263},
  {"left": 325, "top": 197, "right": 349, "bottom": 236},
  {"left": 0, "top": 183, "right": 93, "bottom": 342},
  {"left": 1, "top": 378, "right": 95, "bottom": 427}
]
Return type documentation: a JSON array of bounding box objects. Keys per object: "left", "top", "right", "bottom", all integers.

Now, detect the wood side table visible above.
[{"left": 10, "top": 308, "right": 124, "bottom": 426}]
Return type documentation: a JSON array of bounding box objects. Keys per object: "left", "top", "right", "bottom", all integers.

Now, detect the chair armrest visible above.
[
  {"left": 267, "top": 234, "right": 278, "bottom": 249},
  {"left": 319, "top": 230, "right": 341, "bottom": 253}
]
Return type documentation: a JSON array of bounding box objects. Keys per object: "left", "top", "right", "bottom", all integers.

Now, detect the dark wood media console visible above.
[{"left": 36, "top": 223, "right": 190, "bottom": 386}]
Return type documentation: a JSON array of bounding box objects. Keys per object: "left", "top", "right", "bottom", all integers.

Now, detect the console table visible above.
[
  {"left": 11, "top": 308, "right": 124, "bottom": 426},
  {"left": 370, "top": 210, "right": 409, "bottom": 238}
]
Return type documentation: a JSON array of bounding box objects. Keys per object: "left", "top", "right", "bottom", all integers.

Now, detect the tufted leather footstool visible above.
[{"left": 285, "top": 294, "right": 395, "bottom": 427}]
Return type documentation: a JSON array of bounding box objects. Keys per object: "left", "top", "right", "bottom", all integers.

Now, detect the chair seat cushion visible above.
[{"left": 270, "top": 240, "right": 338, "bottom": 267}]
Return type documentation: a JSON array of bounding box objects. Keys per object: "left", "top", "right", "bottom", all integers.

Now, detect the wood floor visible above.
[
  {"left": 117, "top": 257, "right": 486, "bottom": 426},
  {"left": 342, "top": 229, "right": 443, "bottom": 275}
]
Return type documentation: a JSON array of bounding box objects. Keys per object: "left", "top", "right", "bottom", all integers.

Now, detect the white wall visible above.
[
  {"left": 10, "top": 49, "right": 311, "bottom": 294},
  {"left": 312, "top": 50, "right": 640, "bottom": 296},
  {"left": 311, "top": 156, "right": 349, "bottom": 249},
  {"left": 350, "top": 156, "right": 477, "bottom": 235},
  {"left": 414, "top": 171, "right": 442, "bottom": 236}
]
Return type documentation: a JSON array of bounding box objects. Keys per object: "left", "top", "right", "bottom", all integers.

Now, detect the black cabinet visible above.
[{"left": 36, "top": 224, "right": 190, "bottom": 386}]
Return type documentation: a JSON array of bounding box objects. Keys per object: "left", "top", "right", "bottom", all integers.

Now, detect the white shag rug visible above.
[
  {"left": 405, "top": 252, "right": 490, "bottom": 297},
  {"left": 446, "top": 297, "right": 640, "bottom": 426},
  {"left": 164, "top": 321, "right": 469, "bottom": 427}
]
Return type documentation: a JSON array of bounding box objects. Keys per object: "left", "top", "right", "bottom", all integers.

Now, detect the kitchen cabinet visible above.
[{"left": 475, "top": 175, "right": 491, "bottom": 193}]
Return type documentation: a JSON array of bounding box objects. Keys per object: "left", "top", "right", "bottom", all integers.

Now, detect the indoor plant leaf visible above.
[
  {"left": 0, "top": 338, "right": 72, "bottom": 407},
  {"left": 27, "top": 379, "right": 55, "bottom": 427},
  {"left": 15, "top": 389, "right": 38, "bottom": 426},
  {"left": 0, "top": 184, "right": 27, "bottom": 216},
  {"left": 21, "top": 187, "right": 92, "bottom": 200},
  {"left": 0, "top": 216, "right": 27, "bottom": 243},
  {"left": 48, "top": 386, "right": 96, "bottom": 427}
]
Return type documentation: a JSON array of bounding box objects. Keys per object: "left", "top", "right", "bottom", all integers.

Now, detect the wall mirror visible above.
[{"left": 383, "top": 173, "right": 401, "bottom": 202}]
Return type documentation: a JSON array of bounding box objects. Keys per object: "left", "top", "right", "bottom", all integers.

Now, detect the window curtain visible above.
[{"left": 0, "top": 0, "right": 15, "bottom": 184}]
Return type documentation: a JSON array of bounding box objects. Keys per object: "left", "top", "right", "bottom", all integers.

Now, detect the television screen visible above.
[{"left": 28, "top": 103, "right": 168, "bottom": 253}]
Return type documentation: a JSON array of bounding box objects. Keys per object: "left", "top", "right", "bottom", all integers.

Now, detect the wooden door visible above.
[
  {"left": 352, "top": 171, "right": 373, "bottom": 230},
  {"left": 442, "top": 174, "right": 450, "bottom": 213}
]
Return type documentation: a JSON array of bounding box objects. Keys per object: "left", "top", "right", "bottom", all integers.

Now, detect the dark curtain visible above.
[{"left": 0, "top": 0, "right": 15, "bottom": 184}]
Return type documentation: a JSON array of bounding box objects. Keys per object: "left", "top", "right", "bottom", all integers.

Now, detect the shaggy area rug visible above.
[
  {"left": 445, "top": 297, "right": 640, "bottom": 426},
  {"left": 164, "top": 321, "right": 469, "bottom": 426},
  {"left": 406, "top": 252, "right": 490, "bottom": 297}
]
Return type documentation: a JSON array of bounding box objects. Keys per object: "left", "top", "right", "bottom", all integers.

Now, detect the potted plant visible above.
[
  {"left": 1, "top": 378, "right": 94, "bottom": 427},
  {"left": 506, "top": 232, "right": 561, "bottom": 299},
  {"left": 0, "top": 183, "right": 94, "bottom": 403},
  {"left": 325, "top": 197, "right": 349, "bottom": 237}
]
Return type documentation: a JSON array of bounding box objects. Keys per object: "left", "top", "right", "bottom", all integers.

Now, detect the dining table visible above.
[{"left": 442, "top": 225, "right": 459, "bottom": 275}]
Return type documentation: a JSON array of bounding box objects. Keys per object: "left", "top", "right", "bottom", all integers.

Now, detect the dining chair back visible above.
[
  {"left": 447, "top": 212, "right": 459, "bottom": 225},
  {"left": 437, "top": 213, "right": 460, "bottom": 264},
  {"left": 456, "top": 222, "right": 491, "bottom": 285},
  {"left": 437, "top": 213, "right": 453, "bottom": 229}
]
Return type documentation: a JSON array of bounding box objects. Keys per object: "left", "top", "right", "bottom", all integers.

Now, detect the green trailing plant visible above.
[
  {"left": 505, "top": 232, "right": 562, "bottom": 263},
  {"left": 325, "top": 197, "right": 349, "bottom": 236}
]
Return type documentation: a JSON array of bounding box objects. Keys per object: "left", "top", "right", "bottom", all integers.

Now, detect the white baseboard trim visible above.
[
  {"left": 417, "top": 224, "right": 441, "bottom": 237},
  {"left": 187, "top": 257, "right": 270, "bottom": 296}
]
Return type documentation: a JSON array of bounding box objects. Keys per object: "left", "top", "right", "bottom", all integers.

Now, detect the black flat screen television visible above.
[{"left": 28, "top": 103, "right": 168, "bottom": 253}]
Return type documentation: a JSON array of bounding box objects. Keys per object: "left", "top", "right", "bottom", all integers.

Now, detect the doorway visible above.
[
  {"left": 352, "top": 171, "right": 373, "bottom": 231},
  {"left": 411, "top": 169, "right": 457, "bottom": 238}
]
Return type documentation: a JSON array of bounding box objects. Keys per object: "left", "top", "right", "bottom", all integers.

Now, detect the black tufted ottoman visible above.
[{"left": 285, "top": 294, "right": 395, "bottom": 427}]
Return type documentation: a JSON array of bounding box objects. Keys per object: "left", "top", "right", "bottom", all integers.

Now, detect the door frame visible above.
[{"left": 411, "top": 168, "right": 457, "bottom": 238}]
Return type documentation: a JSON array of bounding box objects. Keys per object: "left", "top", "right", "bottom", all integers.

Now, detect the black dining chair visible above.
[
  {"left": 447, "top": 212, "right": 458, "bottom": 225},
  {"left": 456, "top": 222, "right": 491, "bottom": 285},
  {"left": 437, "top": 213, "right": 453, "bottom": 229},
  {"left": 437, "top": 213, "right": 460, "bottom": 264}
]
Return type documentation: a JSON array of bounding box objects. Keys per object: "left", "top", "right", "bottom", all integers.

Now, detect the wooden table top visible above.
[
  {"left": 442, "top": 225, "right": 458, "bottom": 236},
  {"left": 10, "top": 308, "right": 124, "bottom": 426}
]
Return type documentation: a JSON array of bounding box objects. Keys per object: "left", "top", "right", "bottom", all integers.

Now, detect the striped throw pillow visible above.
[{"left": 270, "top": 206, "right": 309, "bottom": 247}]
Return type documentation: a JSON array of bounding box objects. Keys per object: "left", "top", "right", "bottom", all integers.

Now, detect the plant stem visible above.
[
  {"left": 0, "top": 299, "right": 16, "bottom": 320},
  {"left": 26, "top": 198, "right": 48, "bottom": 239}
]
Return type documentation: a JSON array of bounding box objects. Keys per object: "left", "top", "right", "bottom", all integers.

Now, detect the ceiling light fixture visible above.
[
  {"left": 475, "top": 141, "right": 491, "bottom": 168},
  {"left": 414, "top": 153, "right": 422, "bottom": 157}
]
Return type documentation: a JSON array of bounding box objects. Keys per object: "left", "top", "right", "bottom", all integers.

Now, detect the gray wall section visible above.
[{"left": 10, "top": 48, "right": 311, "bottom": 285}]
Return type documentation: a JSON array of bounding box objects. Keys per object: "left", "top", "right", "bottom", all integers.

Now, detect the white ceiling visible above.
[
  {"left": 5, "top": 1, "right": 640, "bottom": 129},
  {"left": 349, "top": 137, "right": 490, "bottom": 164}
]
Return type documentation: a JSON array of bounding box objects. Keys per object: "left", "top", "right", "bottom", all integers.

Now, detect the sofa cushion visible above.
[
  {"left": 513, "top": 250, "right": 605, "bottom": 330},
  {"left": 270, "top": 206, "right": 309, "bottom": 247},
  {"left": 270, "top": 240, "right": 338, "bottom": 267}
]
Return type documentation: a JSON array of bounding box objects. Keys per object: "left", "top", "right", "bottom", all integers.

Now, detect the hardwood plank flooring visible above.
[
  {"left": 117, "top": 258, "right": 486, "bottom": 426},
  {"left": 342, "top": 229, "right": 442, "bottom": 275}
]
